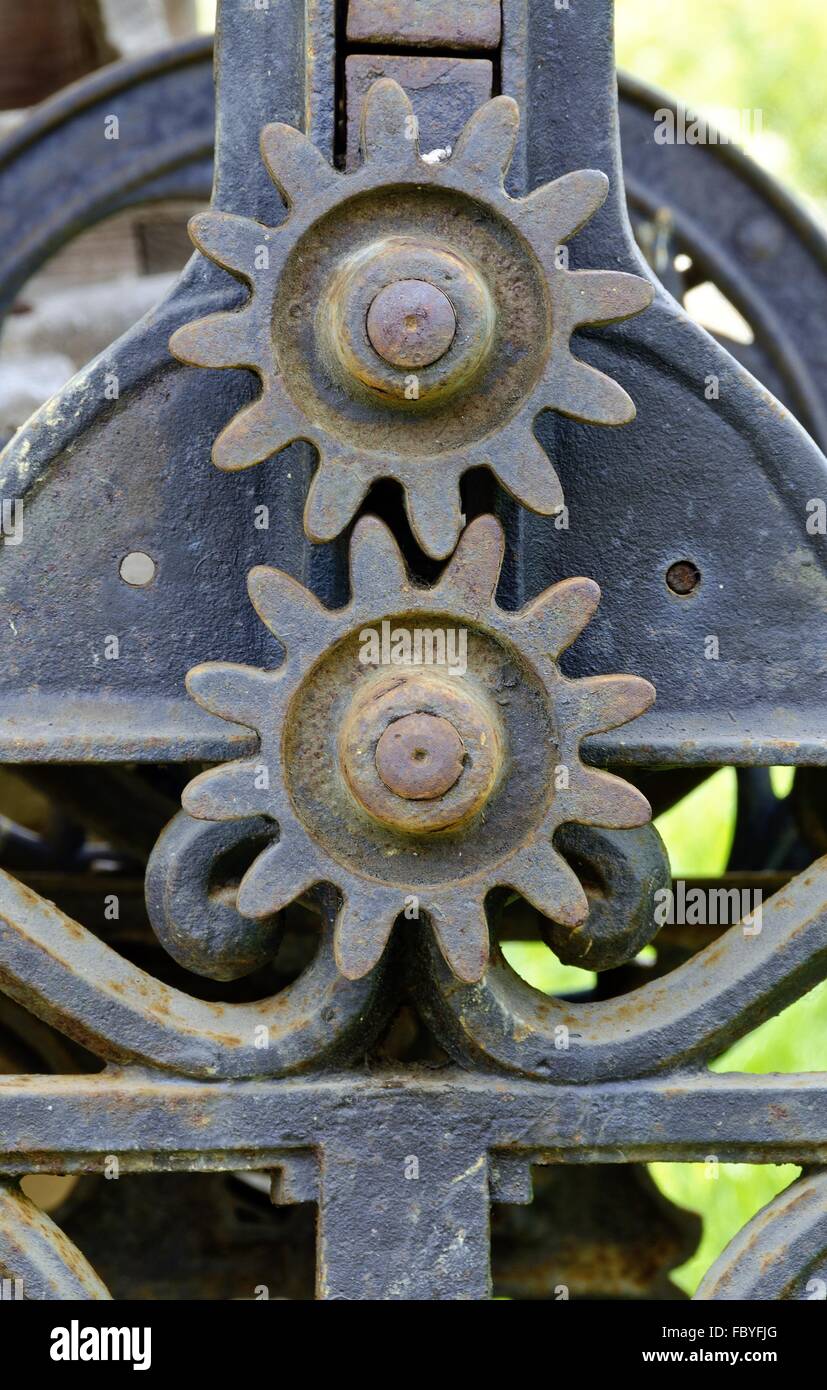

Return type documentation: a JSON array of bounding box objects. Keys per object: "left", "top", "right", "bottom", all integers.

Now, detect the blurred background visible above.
[{"left": 0, "top": 0, "right": 825, "bottom": 1296}]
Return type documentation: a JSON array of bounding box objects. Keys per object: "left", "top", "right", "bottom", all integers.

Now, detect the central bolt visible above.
[
  {"left": 366, "top": 279, "right": 456, "bottom": 369},
  {"left": 339, "top": 669, "right": 502, "bottom": 833},
  {"left": 374, "top": 713, "right": 464, "bottom": 801}
]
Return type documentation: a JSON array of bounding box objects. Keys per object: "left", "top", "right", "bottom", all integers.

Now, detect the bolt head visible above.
[
  {"left": 375, "top": 712, "right": 464, "bottom": 800},
  {"left": 367, "top": 279, "right": 457, "bottom": 369},
  {"left": 338, "top": 669, "right": 504, "bottom": 834}
]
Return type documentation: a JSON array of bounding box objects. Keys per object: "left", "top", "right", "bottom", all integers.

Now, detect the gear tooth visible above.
[
  {"left": 505, "top": 842, "right": 589, "bottom": 927},
  {"left": 188, "top": 211, "right": 276, "bottom": 280},
  {"left": 404, "top": 478, "right": 463, "bottom": 561},
  {"left": 439, "top": 514, "right": 504, "bottom": 609},
  {"left": 211, "top": 385, "right": 298, "bottom": 470},
  {"left": 559, "top": 269, "right": 655, "bottom": 330},
  {"left": 349, "top": 515, "right": 410, "bottom": 604},
  {"left": 247, "top": 566, "right": 333, "bottom": 650},
  {"left": 182, "top": 761, "right": 273, "bottom": 821},
  {"left": 566, "top": 674, "right": 656, "bottom": 735},
  {"left": 518, "top": 576, "right": 601, "bottom": 657},
  {"left": 186, "top": 662, "right": 277, "bottom": 726},
  {"left": 546, "top": 354, "right": 639, "bottom": 426},
  {"left": 452, "top": 96, "right": 520, "bottom": 184},
  {"left": 260, "top": 122, "right": 340, "bottom": 206},
  {"left": 520, "top": 169, "right": 609, "bottom": 246},
  {"left": 491, "top": 427, "right": 565, "bottom": 517},
  {"left": 426, "top": 892, "right": 489, "bottom": 984},
  {"left": 237, "top": 839, "right": 320, "bottom": 919},
  {"left": 566, "top": 770, "right": 653, "bottom": 830},
  {"left": 170, "top": 311, "right": 258, "bottom": 370},
  {"left": 334, "top": 888, "right": 397, "bottom": 979},
  {"left": 304, "top": 455, "right": 372, "bottom": 544},
  {"left": 360, "top": 78, "right": 419, "bottom": 166}
]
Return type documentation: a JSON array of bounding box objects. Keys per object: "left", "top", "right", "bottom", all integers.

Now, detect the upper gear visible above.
[
  {"left": 180, "top": 513, "right": 656, "bottom": 983},
  {"left": 170, "top": 79, "right": 655, "bottom": 560}
]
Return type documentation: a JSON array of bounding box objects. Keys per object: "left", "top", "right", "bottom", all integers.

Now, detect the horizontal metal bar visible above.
[
  {"left": 0, "top": 1070, "right": 824, "bottom": 1172},
  {"left": 346, "top": 0, "right": 502, "bottom": 51},
  {"left": 1, "top": 697, "right": 825, "bottom": 766}
]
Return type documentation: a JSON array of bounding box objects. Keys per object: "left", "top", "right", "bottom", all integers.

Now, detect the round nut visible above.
[
  {"left": 338, "top": 668, "right": 504, "bottom": 834},
  {"left": 319, "top": 235, "right": 495, "bottom": 406},
  {"left": 375, "top": 712, "right": 465, "bottom": 800},
  {"left": 367, "top": 280, "right": 456, "bottom": 369}
]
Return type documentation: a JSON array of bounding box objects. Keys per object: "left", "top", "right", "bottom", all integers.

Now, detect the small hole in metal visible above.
[
  {"left": 120, "top": 551, "right": 156, "bottom": 586},
  {"left": 666, "top": 560, "right": 701, "bottom": 596}
]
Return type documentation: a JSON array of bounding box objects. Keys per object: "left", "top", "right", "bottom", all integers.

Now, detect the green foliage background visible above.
[{"left": 617, "top": 0, "right": 827, "bottom": 213}]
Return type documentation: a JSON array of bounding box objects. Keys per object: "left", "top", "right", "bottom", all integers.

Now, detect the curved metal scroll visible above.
[
  {"left": 695, "top": 1171, "right": 827, "bottom": 1300},
  {"left": 0, "top": 1179, "right": 111, "bottom": 1300},
  {"left": 0, "top": 870, "right": 388, "bottom": 1079},
  {"left": 3, "top": 858, "right": 826, "bottom": 1083},
  {"left": 414, "top": 857, "right": 827, "bottom": 1080}
]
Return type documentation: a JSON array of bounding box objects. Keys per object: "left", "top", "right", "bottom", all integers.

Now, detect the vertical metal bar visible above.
[
  {"left": 213, "top": 0, "right": 309, "bottom": 216},
  {"left": 317, "top": 1139, "right": 492, "bottom": 1300},
  {"left": 502, "top": 0, "right": 635, "bottom": 266}
]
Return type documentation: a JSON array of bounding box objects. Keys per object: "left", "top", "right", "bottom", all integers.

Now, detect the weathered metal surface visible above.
[
  {"left": 695, "top": 1172, "right": 827, "bottom": 1301},
  {"left": 1, "top": 849, "right": 825, "bottom": 1086},
  {"left": 0, "top": 37, "right": 214, "bottom": 321},
  {"left": 0, "top": 868, "right": 391, "bottom": 1078},
  {"left": 3, "top": 1071, "right": 826, "bottom": 1172},
  {"left": 0, "top": 1063, "right": 825, "bottom": 1299},
  {"left": 344, "top": 56, "right": 494, "bottom": 167},
  {"left": 180, "top": 514, "right": 654, "bottom": 982},
  {"left": 366, "top": 278, "right": 457, "bottom": 369},
  {"left": 0, "top": 1068, "right": 825, "bottom": 1300},
  {"left": 548, "top": 822, "right": 671, "bottom": 971},
  {"left": 145, "top": 812, "right": 282, "bottom": 981},
  {"left": 500, "top": 0, "right": 827, "bottom": 768},
  {"left": 317, "top": 231, "right": 496, "bottom": 404},
  {"left": 0, "top": 0, "right": 825, "bottom": 1303},
  {"left": 618, "top": 74, "right": 827, "bottom": 452},
  {"left": 5, "top": 44, "right": 825, "bottom": 452},
  {"left": 346, "top": 0, "right": 502, "bottom": 51},
  {"left": 1, "top": 31, "right": 827, "bottom": 764},
  {"left": 8, "top": 39, "right": 826, "bottom": 448},
  {"left": 372, "top": 711, "right": 466, "bottom": 801}
]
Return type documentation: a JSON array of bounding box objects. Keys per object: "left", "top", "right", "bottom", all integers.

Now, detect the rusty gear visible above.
[
  {"left": 181, "top": 514, "right": 656, "bottom": 983},
  {"left": 170, "top": 79, "right": 655, "bottom": 560}
]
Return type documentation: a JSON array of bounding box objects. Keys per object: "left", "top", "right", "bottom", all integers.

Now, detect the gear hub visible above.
[{"left": 339, "top": 668, "right": 504, "bottom": 832}]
